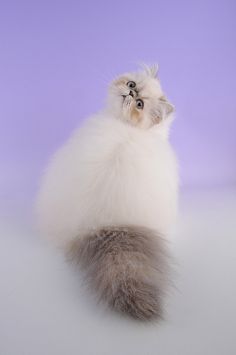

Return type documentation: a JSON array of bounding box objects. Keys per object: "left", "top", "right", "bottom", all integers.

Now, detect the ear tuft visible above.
[
  {"left": 140, "top": 63, "right": 159, "bottom": 78},
  {"left": 148, "top": 64, "right": 159, "bottom": 78}
]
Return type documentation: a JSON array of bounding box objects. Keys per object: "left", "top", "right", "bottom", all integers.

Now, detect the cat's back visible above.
[
  {"left": 36, "top": 114, "right": 135, "bottom": 244},
  {"left": 37, "top": 114, "right": 177, "bottom": 246}
]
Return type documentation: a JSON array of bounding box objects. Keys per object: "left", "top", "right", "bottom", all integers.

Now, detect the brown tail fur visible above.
[{"left": 67, "top": 226, "right": 170, "bottom": 321}]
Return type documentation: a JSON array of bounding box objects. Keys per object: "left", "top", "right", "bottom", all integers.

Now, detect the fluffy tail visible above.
[{"left": 67, "top": 226, "right": 170, "bottom": 321}]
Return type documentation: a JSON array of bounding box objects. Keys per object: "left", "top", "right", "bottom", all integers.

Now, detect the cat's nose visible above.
[{"left": 129, "top": 90, "right": 134, "bottom": 97}]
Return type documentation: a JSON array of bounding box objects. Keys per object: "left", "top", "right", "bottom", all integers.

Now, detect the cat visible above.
[{"left": 36, "top": 64, "right": 178, "bottom": 321}]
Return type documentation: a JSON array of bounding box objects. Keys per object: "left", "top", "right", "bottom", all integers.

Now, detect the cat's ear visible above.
[
  {"left": 151, "top": 96, "right": 174, "bottom": 124},
  {"left": 141, "top": 63, "right": 159, "bottom": 78},
  {"left": 159, "top": 95, "right": 174, "bottom": 116},
  {"left": 148, "top": 64, "right": 159, "bottom": 78}
]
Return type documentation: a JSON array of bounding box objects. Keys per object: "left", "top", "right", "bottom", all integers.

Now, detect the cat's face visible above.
[{"left": 107, "top": 65, "right": 174, "bottom": 129}]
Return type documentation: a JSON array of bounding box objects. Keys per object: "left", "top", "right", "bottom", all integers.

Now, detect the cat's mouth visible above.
[
  {"left": 121, "top": 95, "right": 128, "bottom": 103},
  {"left": 121, "top": 94, "right": 133, "bottom": 104},
  {"left": 121, "top": 93, "right": 135, "bottom": 101}
]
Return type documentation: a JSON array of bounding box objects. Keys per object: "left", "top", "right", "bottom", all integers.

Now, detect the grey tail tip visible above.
[{"left": 66, "top": 225, "right": 171, "bottom": 321}]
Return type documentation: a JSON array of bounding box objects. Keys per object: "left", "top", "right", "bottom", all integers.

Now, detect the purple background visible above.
[{"left": 1, "top": 0, "right": 236, "bottom": 208}]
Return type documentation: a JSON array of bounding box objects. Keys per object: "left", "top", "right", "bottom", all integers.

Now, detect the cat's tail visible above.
[{"left": 67, "top": 226, "right": 171, "bottom": 321}]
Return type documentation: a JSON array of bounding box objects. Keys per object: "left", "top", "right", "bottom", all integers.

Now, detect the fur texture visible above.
[
  {"left": 36, "top": 65, "right": 178, "bottom": 321},
  {"left": 67, "top": 226, "right": 170, "bottom": 320}
]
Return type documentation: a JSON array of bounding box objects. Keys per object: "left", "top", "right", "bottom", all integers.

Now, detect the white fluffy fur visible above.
[{"left": 36, "top": 66, "right": 178, "bottom": 248}]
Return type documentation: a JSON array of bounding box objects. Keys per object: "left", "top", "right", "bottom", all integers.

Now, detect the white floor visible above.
[{"left": 0, "top": 187, "right": 236, "bottom": 355}]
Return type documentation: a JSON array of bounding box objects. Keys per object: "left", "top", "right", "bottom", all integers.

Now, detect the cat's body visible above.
[{"left": 37, "top": 65, "right": 178, "bottom": 320}]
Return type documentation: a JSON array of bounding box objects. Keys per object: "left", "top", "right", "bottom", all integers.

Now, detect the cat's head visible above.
[{"left": 107, "top": 65, "right": 174, "bottom": 129}]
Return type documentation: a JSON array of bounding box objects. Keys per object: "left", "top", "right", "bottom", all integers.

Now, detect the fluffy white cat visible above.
[{"left": 36, "top": 65, "right": 178, "bottom": 320}]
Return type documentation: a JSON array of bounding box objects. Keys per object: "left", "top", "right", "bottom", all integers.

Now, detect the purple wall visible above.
[{"left": 1, "top": 0, "right": 236, "bottom": 200}]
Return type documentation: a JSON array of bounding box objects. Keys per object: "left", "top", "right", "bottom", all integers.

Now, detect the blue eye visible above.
[
  {"left": 136, "top": 99, "right": 144, "bottom": 109},
  {"left": 127, "top": 81, "right": 136, "bottom": 89}
]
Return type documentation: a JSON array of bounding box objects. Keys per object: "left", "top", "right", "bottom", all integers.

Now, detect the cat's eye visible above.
[
  {"left": 127, "top": 81, "right": 136, "bottom": 89},
  {"left": 136, "top": 99, "right": 144, "bottom": 109}
]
